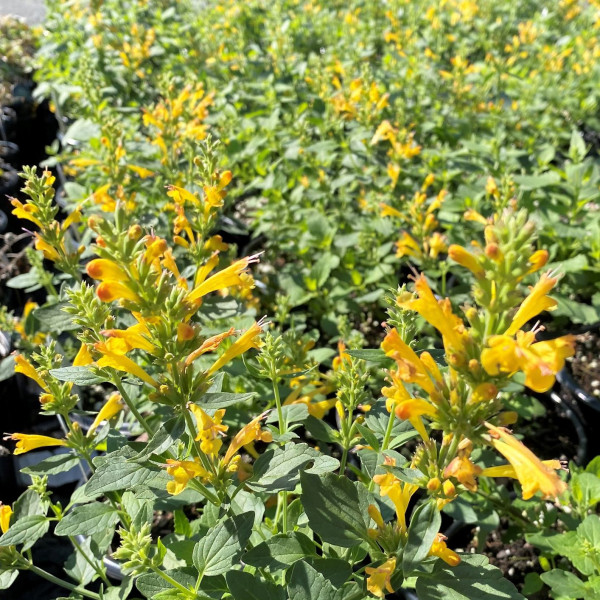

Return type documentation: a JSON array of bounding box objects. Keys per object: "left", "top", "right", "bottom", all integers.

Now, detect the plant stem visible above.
[
  {"left": 152, "top": 565, "right": 194, "bottom": 598},
  {"left": 69, "top": 536, "right": 110, "bottom": 586},
  {"left": 27, "top": 563, "right": 101, "bottom": 600},
  {"left": 270, "top": 371, "right": 289, "bottom": 533},
  {"left": 112, "top": 378, "right": 153, "bottom": 436},
  {"left": 381, "top": 405, "right": 396, "bottom": 452}
]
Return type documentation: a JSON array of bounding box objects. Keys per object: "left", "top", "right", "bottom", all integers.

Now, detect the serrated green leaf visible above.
[
  {"left": 288, "top": 561, "right": 337, "bottom": 600},
  {"left": 85, "top": 453, "right": 159, "bottom": 495},
  {"left": 226, "top": 570, "right": 286, "bottom": 600},
  {"left": 416, "top": 554, "right": 524, "bottom": 600},
  {"left": 300, "top": 472, "right": 369, "bottom": 547},
  {"left": 21, "top": 452, "right": 81, "bottom": 476},
  {"left": 540, "top": 569, "right": 587, "bottom": 599},
  {"left": 136, "top": 568, "right": 196, "bottom": 598},
  {"left": 55, "top": 502, "right": 119, "bottom": 536},
  {"left": 0, "top": 570, "right": 18, "bottom": 590},
  {"left": 248, "top": 443, "right": 339, "bottom": 493},
  {"left": 128, "top": 417, "right": 184, "bottom": 462},
  {"left": 194, "top": 392, "right": 255, "bottom": 409},
  {"left": 403, "top": 501, "right": 441, "bottom": 575},
  {"left": 192, "top": 512, "right": 254, "bottom": 577},
  {"left": 0, "top": 515, "right": 49, "bottom": 549},
  {"left": 243, "top": 532, "right": 317, "bottom": 570},
  {"left": 49, "top": 366, "right": 107, "bottom": 386},
  {"left": 32, "top": 302, "right": 78, "bottom": 332}
]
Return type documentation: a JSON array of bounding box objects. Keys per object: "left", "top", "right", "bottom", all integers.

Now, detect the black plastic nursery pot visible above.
[
  {"left": 0, "top": 162, "right": 19, "bottom": 200},
  {"left": 0, "top": 141, "right": 19, "bottom": 166},
  {"left": 0, "top": 106, "right": 17, "bottom": 141}
]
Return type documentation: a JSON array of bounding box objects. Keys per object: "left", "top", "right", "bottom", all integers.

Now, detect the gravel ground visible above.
[{"left": 0, "top": 0, "right": 45, "bottom": 24}]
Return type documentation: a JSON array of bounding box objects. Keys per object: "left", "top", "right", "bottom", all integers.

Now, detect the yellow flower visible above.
[
  {"left": 95, "top": 338, "right": 159, "bottom": 387},
  {"left": 86, "top": 259, "right": 129, "bottom": 282},
  {"left": 97, "top": 281, "right": 141, "bottom": 303},
  {"left": 187, "top": 254, "right": 260, "bottom": 303},
  {"left": 189, "top": 405, "right": 228, "bottom": 455},
  {"left": 87, "top": 393, "right": 124, "bottom": 435},
  {"left": 481, "top": 331, "right": 574, "bottom": 392},
  {"left": 34, "top": 234, "right": 61, "bottom": 262},
  {"left": 14, "top": 354, "right": 49, "bottom": 392},
  {"left": 101, "top": 322, "right": 155, "bottom": 354},
  {"left": 484, "top": 423, "right": 567, "bottom": 500},
  {"left": 396, "top": 231, "right": 422, "bottom": 259},
  {"left": 6, "top": 433, "right": 67, "bottom": 455},
  {"left": 505, "top": 272, "right": 558, "bottom": 335},
  {"left": 527, "top": 250, "right": 549, "bottom": 275},
  {"left": 222, "top": 412, "right": 273, "bottom": 466},
  {"left": 206, "top": 321, "right": 264, "bottom": 375},
  {"left": 448, "top": 244, "right": 484, "bottom": 278},
  {"left": 443, "top": 455, "right": 482, "bottom": 491},
  {"left": 365, "top": 557, "right": 396, "bottom": 598},
  {"left": 10, "top": 199, "right": 44, "bottom": 228},
  {"left": 429, "top": 533, "right": 461, "bottom": 566},
  {"left": 184, "top": 328, "right": 236, "bottom": 366},
  {"left": 464, "top": 209, "right": 487, "bottom": 225},
  {"left": 74, "top": 343, "right": 94, "bottom": 367},
  {"left": 397, "top": 274, "right": 468, "bottom": 356},
  {"left": 382, "top": 328, "right": 440, "bottom": 395},
  {"left": 373, "top": 466, "right": 418, "bottom": 533},
  {"left": 165, "top": 458, "right": 210, "bottom": 495},
  {"left": 0, "top": 504, "right": 12, "bottom": 534}
]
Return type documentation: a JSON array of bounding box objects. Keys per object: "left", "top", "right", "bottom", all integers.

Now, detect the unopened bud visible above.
[
  {"left": 443, "top": 480, "right": 456, "bottom": 498},
  {"left": 485, "top": 243, "right": 501, "bottom": 260},
  {"left": 497, "top": 411, "right": 518, "bottom": 426},
  {"left": 128, "top": 224, "right": 143, "bottom": 240},
  {"left": 427, "top": 477, "right": 441, "bottom": 492},
  {"left": 468, "top": 359, "right": 480, "bottom": 373}
]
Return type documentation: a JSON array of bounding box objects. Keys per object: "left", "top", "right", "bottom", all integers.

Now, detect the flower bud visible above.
[
  {"left": 443, "top": 480, "right": 456, "bottom": 498},
  {"left": 128, "top": 224, "right": 143, "bottom": 240},
  {"left": 427, "top": 477, "right": 441, "bottom": 492}
]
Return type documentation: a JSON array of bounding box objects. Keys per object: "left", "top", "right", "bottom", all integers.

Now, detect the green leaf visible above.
[
  {"left": 194, "top": 392, "right": 255, "bottom": 409},
  {"left": 288, "top": 561, "right": 337, "bottom": 600},
  {"left": 571, "top": 473, "right": 600, "bottom": 511},
  {"left": 192, "top": 512, "right": 254, "bottom": 577},
  {"left": 553, "top": 296, "right": 599, "bottom": 324},
  {"left": 0, "top": 515, "right": 49, "bottom": 550},
  {"left": 226, "top": 571, "right": 286, "bottom": 600},
  {"left": 21, "top": 452, "right": 80, "bottom": 476},
  {"left": 416, "top": 554, "right": 524, "bottom": 600},
  {"left": 55, "top": 502, "right": 119, "bottom": 536},
  {"left": 6, "top": 271, "right": 40, "bottom": 290},
  {"left": 64, "top": 536, "right": 98, "bottom": 586},
  {"left": 541, "top": 569, "right": 587, "bottom": 599},
  {"left": 346, "top": 349, "right": 389, "bottom": 364},
  {"left": 128, "top": 417, "right": 185, "bottom": 462},
  {"left": 243, "top": 532, "right": 317, "bottom": 570},
  {"left": 306, "top": 557, "right": 352, "bottom": 588},
  {"left": 403, "top": 501, "right": 441, "bottom": 575},
  {"left": 248, "top": 443, "right": 339, "bottom": 493},
  {"left": 49, "top": 366, "right": 107, "bottom": 386},
  {"left": 0, "top": 570, "right": 18, "bottom": 590},
  {"left": 85, "top": 452, "right": 159, "bottom": 494},
  {"left": 300, "top": 472, "right": 369, "bottom": 547},
  {"left": 136, "top": 568, "right": 196, "bottom": 598},
  {"left": 303, "top": 415, "right": 338, "bottom": 443},
  {"left": 32, "top": 302, "right": 78, "bottom": 332},
  {"left": 513, "top": 172, "right": 561, "bottom": 190},
  {"left": 0, "top": 355, "right": 15, "bottom": 383}
]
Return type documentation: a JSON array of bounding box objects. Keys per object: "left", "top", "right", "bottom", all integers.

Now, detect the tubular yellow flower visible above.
[
  {"left": 6, "top": 433, "right": 67, "bottom": 455},
  {"left": 87, "top": 393, "right": 124, "bottom": 435},
  {"left": 101, "top": 323, "right": 154, "bottom": 353},
  {"left": 95, "top": 338, "right": 159, "bottom": 387},
  {"left": 464, "top": 209, "right": 488, "bottom": 225},
  {"left": 14, "top": 354, "right": 49, "bottom": 392},
  {"left": 481, "top": 331, "right": 575, "bottom": 392},
  {"left": 74, "top": 343, "right": 94, "bottom": 366},
  {"left": 448, "top": 244, "right": 484, "bottom": 278},
  {"left": 187, "top": 254, "right": 260, "bottom": 303},
  {"left": 206, "top": 321, "right": 264, "bottom": 375},
  {"left": 429, "top": 533, "right": 461, "bottom": 566},
  {"left": 96, "top": 281, "right": 141, "bottom": 303},
  {"left": 189, "top": 405, "right": 228, "bottom": 455},
  {"left": 373, "top": 470, "right": 418, "bottom": 533},
  {"left": 380, "top": 203, "right": 403, "bottom": 218},
  {"left": 382, "top": 328, "right": 438, "bottom": 395},
  {"left": 10, "top": 199, "right": 44, "bottom": 228},
  {"left": 443, "top": 455, "right": 482, "bottom": 491},
  {"left": 396, "top": 231, "right": 422, "bottom": 259},
  {"left": 184, "top": 328, "right": 236, "bottom": 367},
  {"left": 86, "top": 259, "right": 129, "bottom": 282},
  {"left": 505, "top": 272, "right": 558, "bottom": 335},
  {"left": 165, "top": 458, "right": 210, "bottom": 495},
  {"left": 398, "top": 274, "right": 468, "bottom": 355},
  {"left": 365, "top": 557, "right": 396, "bottom": 598},
  {"left": 34, "top": 235, "right": 61, "bottom": 262},
  {"left": 527, "top": 250, "right": 549, "bottom": 274},
  {"left": 0, "top": 504, "right": 12, "bottom": 534},
  {"left": 394, "top": 398, "right": 436, "bottom": 441},
  {"left": 222, "top": 412, "right": 273, "bottom": 466},
  {"left": 480, "top": 459, "right": 562, "bottom": 479},
  {"left": 484, "top": 423, "right": 567, "bottom": 500}
]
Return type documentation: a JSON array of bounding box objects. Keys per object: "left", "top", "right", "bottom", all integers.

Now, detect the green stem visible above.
[
  {"left": 271, "top": 371, "right": 288, "bottom": 533},
  {"left": 188, "top": 478, "right": 221, "bottom": 507},
  {"left": 27, "top": 563, "right": 101, "bottom": 600},
  {"left": 381, "top": 406, "right": 396, "bottom": 452},
  {"left": 152, "top": 565, "right": 195, "bottom": 598},
  {"left": 69, "top": 536, "right": 110, "bottom": 586},
  {"left": 112, "top": 378, "right": 153, "bottom": 436}
]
